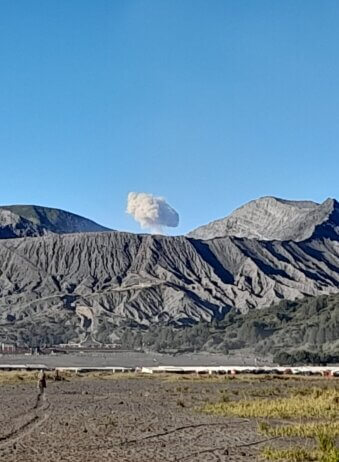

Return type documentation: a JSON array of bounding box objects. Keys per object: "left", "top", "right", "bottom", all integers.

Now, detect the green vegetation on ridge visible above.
[{"left": 120, "top": 293, "right": 339, "bottom": 360}]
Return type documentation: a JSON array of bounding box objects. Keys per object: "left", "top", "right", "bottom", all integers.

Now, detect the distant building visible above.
[{"left": 1, "top": 343, "right": 16, "bottom": 353}]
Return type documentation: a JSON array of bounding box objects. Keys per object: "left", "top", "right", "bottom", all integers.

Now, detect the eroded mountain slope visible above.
[{"left": 0, "top": 230, "right": 338, "bottom": 345}]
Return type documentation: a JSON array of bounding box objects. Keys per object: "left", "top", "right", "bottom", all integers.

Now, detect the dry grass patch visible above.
[
  {"left": 202, "top": 384, "right": 339, "bottom": 461},
  {"left": 203, "top": 387, "right": 338, "bottom": 419},
  {"left": 262, "top": 443, "right": 339, "bottom": 462},
  {"left": 262, "top": 446, "right": 317, "bottom": 462},
  {"left": 0, "top": 370, "right": 142, "bottom": 384},
  {"left": 259, "top": 421, "right": 339, "bottom": 439},
  {"left": 0, "top": 370, "right": 44, "bottom": 384},
  {"left": 79, "top": 371, "right": 140, "bottom": 380},
  {"left": 161, "top": 373, "right": 232, "bottom": 383}
]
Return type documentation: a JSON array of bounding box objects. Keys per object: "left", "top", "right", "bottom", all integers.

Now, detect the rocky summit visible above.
[
  {"left": 188, "top": 196, "right": 339, "bottom": 241},
  {"left": 0, "top": 197, "right": 338, "bottom": 345}
]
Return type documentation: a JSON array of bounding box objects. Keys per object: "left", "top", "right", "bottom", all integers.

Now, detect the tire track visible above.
[
  {"left": 119, "top": 422, "right": 233, "bottom": 446},
  {"left": 174, "top": 436, "right": 279, "bottom": 461},
  {"left": 0, "top": 391, "right": 51, "bottom": 450}
]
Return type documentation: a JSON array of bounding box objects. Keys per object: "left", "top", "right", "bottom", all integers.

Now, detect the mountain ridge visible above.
[
  {"left": 0, "top": 204, "right": 110, "bottom": 238},
  {"left": 188, "top": 197, "right": 339, "bottom": 242},
  {"left": 0, "top": 228, "right": 338, "bottom": 345},
  {"left": 0, "top": 196, "right": 338, "bottom": 347}
]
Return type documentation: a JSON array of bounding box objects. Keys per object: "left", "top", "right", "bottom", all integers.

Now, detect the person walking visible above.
[{"left": 37, "top": 369, "right": 47, "bottom": 393}]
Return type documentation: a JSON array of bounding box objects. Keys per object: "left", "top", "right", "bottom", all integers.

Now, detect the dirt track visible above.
[{"left": 0, "top": 375, "right": 335, "bottom": 461}]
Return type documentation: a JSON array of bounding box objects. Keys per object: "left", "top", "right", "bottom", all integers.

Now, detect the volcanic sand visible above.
[{"left": 0, "top": 374, "right": 336, "bottom": 462}]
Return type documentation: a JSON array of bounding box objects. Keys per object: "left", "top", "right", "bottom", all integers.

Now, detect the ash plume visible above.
[{"left": 126, "top": 192, "right": 179, "bottom": 234}]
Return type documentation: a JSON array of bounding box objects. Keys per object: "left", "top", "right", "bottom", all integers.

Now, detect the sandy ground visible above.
[
  {"left": 0, "top": 374, "right": 336, "bottom": 462},
  {"left": 0, "top": 375, "right": 267, "bottom": 462},
  {"left": 0, "top": 350, "right": 272, "bottom": 368}
]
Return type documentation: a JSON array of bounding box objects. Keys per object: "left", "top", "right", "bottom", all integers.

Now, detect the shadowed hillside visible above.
[
  {"left": 125, "top": 293, "right": 339, "bottom": 358},
  {"left": 0, "top": 205, "right": 110, "bottom": 238}
]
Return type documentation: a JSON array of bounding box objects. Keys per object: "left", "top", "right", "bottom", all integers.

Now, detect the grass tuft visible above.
[
  {"left": 262, "top": 447, "right": 317, "bottom": 461},
  {"left": 258, "top": 421, "right": 339, "bottom": 439},
  {"left": 262, "top": 445, "right": 339, "bottom": 462},
  {"left": 203, "top": 385, "right": 339, "bottom": 462},
  {"left": 203, "top": 387, "right": 338, "bottom": 419}
]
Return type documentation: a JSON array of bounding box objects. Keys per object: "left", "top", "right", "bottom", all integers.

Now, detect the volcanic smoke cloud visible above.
[{"left": 126, "top": 192, "right": 179, "bottom": 234}]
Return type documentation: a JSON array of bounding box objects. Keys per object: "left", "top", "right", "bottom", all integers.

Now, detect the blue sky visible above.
[{"left": 1, "top": 0, "right": 338, "bottom": 235}]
